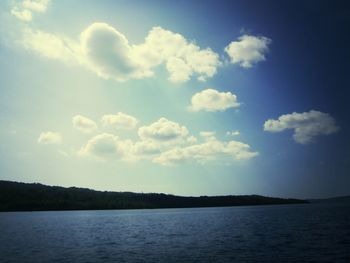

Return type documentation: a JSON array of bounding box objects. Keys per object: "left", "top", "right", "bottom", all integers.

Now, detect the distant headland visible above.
[{"left": 0, "top": 180, "right": 308, "bottom": 212}]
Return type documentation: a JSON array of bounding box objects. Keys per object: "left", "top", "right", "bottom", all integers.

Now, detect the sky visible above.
[{"left": 0, "top": 0, "right": 349, "bottom": 199}]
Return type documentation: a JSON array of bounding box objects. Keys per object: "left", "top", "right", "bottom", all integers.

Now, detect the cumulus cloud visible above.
[
  {"left": 101, "top": 112, "right": 138, "bottom": 130},
  {"left": 38, "top": 131, "right": 62, "bottom": 145},
  {"left": 154, "top": 137, "right": 258, "bottom": 165},
  {"left": 189, "top": 88, "right": 240, "bottom": 112},
  {"left": 11, "top": 0, "right": 50, "bottom": 21},
  {"left": 13, "top": 10, "right": 274, "bottom": 83},
  {"left": 9, "top": 1, "right": 273, "bottom": 83},
  {"left": 79, "top": 134, "right": 161, "bottom": 161},
  {"left": 80, "top": 23, "right": 152, "bottom": 81},
  {"left": 166, "top": 56, "right": 192, "bottom": 83},
  {"left": 225, "top": 35, "right": 271, "bottom": 68},
  {"left": 133, "top": 26, "right": 221, "bottom": 83},
  {"left": 75, "top": 115, "right": 258, "bottom": 165},
  {"left": 78, "top": 133, "right": 132, "bottom": 160},
  {"left": 138, "top": 117, "right": 189, "bottom": 142},
  {"left": 264, "top": 110, "right": 339, "bottom": 144},
  {"left": 80, "top": 24, "right": 221, "bottom": 82},
  {"left": 16, "top": 20, "right": 222, "bottom": 83},
  {"left": 72, "top": 115, "right": 97, "bottom": 133},
  {"left": 131, "top": 119, "right": 195, "bottom": 159}
]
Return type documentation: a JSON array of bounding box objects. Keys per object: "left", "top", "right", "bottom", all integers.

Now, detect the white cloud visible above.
[
  {"left": 227, "top": 130, "right": 240, "bottom": 136},
  {"left": 166, "top": 57, "right": 192, "bottom": 83},
  {"left": 80, "top": 24, "right": 221, "bottom": 83},
  {"left": 189, "top": 88, "right": 240, "bottom": 112},
  {"left": 11, "top": 0, "right": 50, "bottom": 22},
  {"left": 75, "top": 115, "right": 258, "bottom": 166},
  {"left": 131, "top": 140, "right": 161, "bottom": 157},
  {"left": 38, "top": 131, "right": 62, "bottom": 145},
  {"left": 80, "top": 23, "right": 152, "bottom": 81},
  {"left": 225, "top": 35, "right": 271, "bottom": 68},
  {"left": 9, "top": 2, "right": 273, "bottom": 84},
  {"left": 16, "top": 20, "right": 222, "bottom": 83},
  {"left": 101, "top": 112, "right": 138, "bottom": 130},
  {"left": 199, "top": 131, "right": 216, "bottom": 141},
  {"left": 200, "top": 131, "right": 216, "bottom": 137},
  {"left": 11, "top": 7, "right": 32, "bottom": 22},
  {"left": 138, "top": 117, "right": 189, "bottom": 142},
  {"left": 186, "top": 135, "right": 198, "bottom": 144},
  {"left": 22, "top": 0, "right": 50, "bottom": 13},
  {"left": 78, "top": 133, "right": 132, "bottom": 160},
  {"left": 264, "top": 110, "right": 339, "bottom": 144},
  {"left": 72, "top": 115, "right": 97, "bottom": 133},
  {"left": 154, "top": 137, "right": 258, "bottom": 165},
  {"left": 21, "top": 27, "right": 82, "bottom": 64},
  {"left": 133, "top": 26, "right": 221, "bottom": 83}
]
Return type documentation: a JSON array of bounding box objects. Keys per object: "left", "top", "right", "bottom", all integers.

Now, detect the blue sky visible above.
[{"left": 0, "top": 0, "right": 349, "bottom": 198}]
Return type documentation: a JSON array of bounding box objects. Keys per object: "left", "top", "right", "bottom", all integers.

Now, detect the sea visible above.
[{"left": 0, "top": 203, "right": 349, "bottom": 263}]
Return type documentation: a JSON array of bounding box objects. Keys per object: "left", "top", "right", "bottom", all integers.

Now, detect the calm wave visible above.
[{"left": 0, "top": 204, "right": 349, "bottom": 262}]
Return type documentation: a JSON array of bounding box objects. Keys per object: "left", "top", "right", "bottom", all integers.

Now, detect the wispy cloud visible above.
[
  {"left": 11, "top": 0, "right": 50, "bottom": 22},
  {"left": 227, "top": 130, "right": 240, "bottom": 136},
  {"left": 38, "top": 131, "right": 62, "bottom": 145}
]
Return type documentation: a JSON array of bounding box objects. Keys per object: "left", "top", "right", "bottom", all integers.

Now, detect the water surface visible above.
[{"left": 0, "top": 204, "right": 349, "bottom": 262}]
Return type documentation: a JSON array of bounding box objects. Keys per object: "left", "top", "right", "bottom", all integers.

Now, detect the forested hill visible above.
[{"left": 0, "top": 180, "right": 308, "bottom": 212}]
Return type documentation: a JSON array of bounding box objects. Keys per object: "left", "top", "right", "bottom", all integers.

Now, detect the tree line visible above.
[{"left": 0, "top": 180, "right": 307, "bottom": 212}]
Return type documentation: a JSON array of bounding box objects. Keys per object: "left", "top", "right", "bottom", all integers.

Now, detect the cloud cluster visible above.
[
  {"left": 72, "top": 115, "right": 97, "bottom": 133},
  {"left": 11, "top": 0, "right": 50, "bottom": 22},
  {"left": 78, "top": 117, "right": 191, "bottom": 161},
  {"left": 75, "top": 116, "right": 258, "bottom": 165},
  {"left": 101, "top": 112, "right": 138, "bottom": 130},
  {"left": 19, "top": 22, "right": 222, "bottom": 83},
  {"left": 39, "top": 109, "right": 340, "bottom": 164},
  {"left": 11, "top": 1, "right": 271, "bottom": 84},
  {"left": 154, "top": 137, "right": 258, "bottom": 165},
  {"left": 264, "top": 110, "right": 339, "bottom": 144},
  {"left": 225, "top": 35, "right": 271, "bottom": 68},
  {"left": 189, "top": 88, "right": 240, "bottom": 112},
  {"left": 81, "top": 24, "right": 222, "bottom": 82},
  {"left": 37, "top": 131, "right": 62, "bottom": 145},
  {"left": 133, "top": 27, "right": 221, "bottom": 82}
]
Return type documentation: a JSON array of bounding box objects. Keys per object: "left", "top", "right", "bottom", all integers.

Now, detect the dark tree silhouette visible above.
[{"left": 0, "top": 180, "right": 307, "bottom": 212}]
